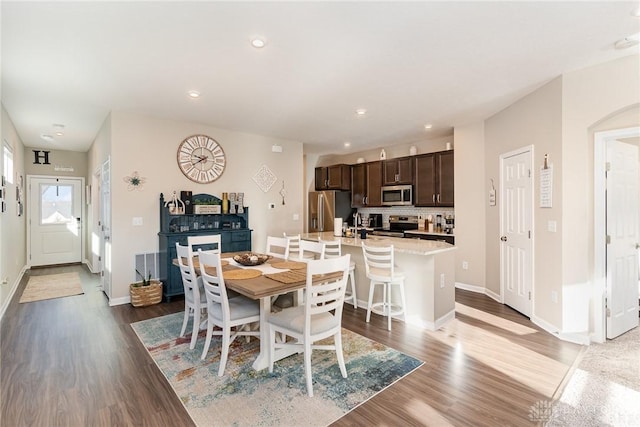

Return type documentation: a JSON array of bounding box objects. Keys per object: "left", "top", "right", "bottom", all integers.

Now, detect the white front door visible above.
[
  {"left": 500, "top": 147, "right": 533, "bottom": 317},
  {"left": 100, "top": 158, "right": 112, "bottom": 299},
  {"left": 29, "top": 176, "right": 83, "bottom": 266},
  {"left": 606, "top": 140, "right": 639, "bottom": 339}
]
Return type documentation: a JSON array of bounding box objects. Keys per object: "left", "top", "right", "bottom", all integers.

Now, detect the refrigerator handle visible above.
[{"left": 318, "top": 194, "right": 324, "bottom": 232}]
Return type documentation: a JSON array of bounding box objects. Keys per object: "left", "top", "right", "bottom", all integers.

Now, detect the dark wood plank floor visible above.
[{"left": 1, "top": 265, "right": 582, "bottom": 426}]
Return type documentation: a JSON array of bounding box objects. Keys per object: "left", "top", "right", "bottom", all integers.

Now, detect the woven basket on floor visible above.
[{"left": 130, "top": 280, "right": 163, "bottom": 307}]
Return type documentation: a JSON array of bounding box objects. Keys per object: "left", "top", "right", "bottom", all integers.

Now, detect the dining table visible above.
[{"left": 176, "top": 251, "right": 342, "bottom": 371}]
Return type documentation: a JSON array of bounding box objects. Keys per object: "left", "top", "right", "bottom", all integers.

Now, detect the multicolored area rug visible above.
[{"left": 131, "top": 312, "right": 422, "bottom": 426}]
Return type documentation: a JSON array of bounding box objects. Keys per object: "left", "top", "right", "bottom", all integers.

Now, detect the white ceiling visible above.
[{"left": 2, "top": 1, "right": 639, "bottom": 155}]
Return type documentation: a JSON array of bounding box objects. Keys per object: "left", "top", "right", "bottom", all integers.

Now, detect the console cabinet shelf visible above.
[{"left": 158, "top": 193, "right": 252, "bottom": 301}]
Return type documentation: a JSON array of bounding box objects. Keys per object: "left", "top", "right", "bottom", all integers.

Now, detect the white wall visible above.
[
  {"left": 102, "top": 111, "right": 304, "bottom": 301},
  {"left": 0, "top": 105, "right": 27, "bottom": 317}
]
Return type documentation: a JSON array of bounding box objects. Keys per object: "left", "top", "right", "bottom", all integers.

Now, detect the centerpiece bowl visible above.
[{"left": 233, "top": 253, "right": 271, "bottom": 266}]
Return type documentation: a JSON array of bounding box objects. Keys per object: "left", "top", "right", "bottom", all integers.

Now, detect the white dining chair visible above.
[
  {"left": 265, "top": 235, "right": 289, "bottom": 259},
  {"left": 361, "top": 243, "right": 406, "bottom": 331},
  {"left": 176, "top": 242, "right": 208, "bottom": 349},
  {"left": 297, "top": 239, "right": 326, "bottom": 261},
  {"left": 188, "top": 234, "right": 222, "bottom": 254},
  {"left": 321, "top": 239, "right": 357, "bottom": 309},
  {"left": 284, "top": 233, "right": 315, "bottom": 260},
  {"left": 267, "top": 254, "right": 351, "bottom": 397},
  {"left": 198, "top": 249, "right": 260, "bottom": 375}
]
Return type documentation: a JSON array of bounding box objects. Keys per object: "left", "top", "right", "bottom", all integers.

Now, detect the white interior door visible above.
[
  {"left": 501, "top": 148, "right": 533, "bottom": 317},
  {"left": 29, "top": 177, "right": 83, "bottom": 266},
  {"left": 606, "top": 140, "right": 639, "bottom": 339},
  {"left": 100, "top": 158, "right": 112, "bottom": 299}
]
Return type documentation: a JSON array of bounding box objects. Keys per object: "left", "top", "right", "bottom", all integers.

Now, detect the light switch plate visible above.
[
  {"left": 548, "top": 220, "right": 557, "bottom": 232},
  {"left": 132, "top": 217, "right": 143, "bottom": 226}
]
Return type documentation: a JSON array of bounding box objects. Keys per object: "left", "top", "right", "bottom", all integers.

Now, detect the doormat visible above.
[
  {"left": 19, "top": 272, "right": 84, "bottom": 303},
  {"left": 131, "top": 312, "right": 423, "bottom": 426}
]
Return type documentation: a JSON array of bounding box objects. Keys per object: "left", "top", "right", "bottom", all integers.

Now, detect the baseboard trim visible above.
[
  {"left": 0, "top": 266, "right": 28, "bottom": 321},
  {"left": 531, "top": 315, "right": 590, "bottom": 346},
  {"left": 455, "top": 282, "right": 502, "bottom": 303},
  {"left": 108, "top": 296, "right": 131, "bottom": 306},
  {"left": 406, "top": 309, "right": 455, "bottom": 331}
]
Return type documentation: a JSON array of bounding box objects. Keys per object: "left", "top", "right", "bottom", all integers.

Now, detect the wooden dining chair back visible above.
[
  {"left": 197, "top": 249, "right": 260, "bottom": 376},
  {"left": 176, "top": 242, "right": 207, "bottom": 349},
  {"left": 320, "top": 239, "right": 357, "bottom": 308},
  {"left": 267, "top": 254, "right": 351, "bottom": 397},
  {"left": 361, "top": 243, "right": 406, "bottom": 331},
  {"left": 188, "top": 234, "right": 221, "bottom": 254}
]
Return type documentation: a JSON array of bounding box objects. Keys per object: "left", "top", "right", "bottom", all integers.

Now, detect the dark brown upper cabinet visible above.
[
  {"left": 382, "top": 157, "right": 413, "bottom": 186},
  {"left": 414, "top": 150, "right": 454, "bottom": 207},
  {"left": 314, "top": 164, "right": 351, "bottom": 191},
  {"left": 351, "top": 161, "right": 382, "bottom": 207}
]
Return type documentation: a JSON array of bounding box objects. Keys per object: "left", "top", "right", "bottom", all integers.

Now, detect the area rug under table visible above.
[
  {"left": 19, "top": 272, "right": 84, "bottom": 303},
  {"left": 131, "top": 312, "right": 422, "bottom": 426}
]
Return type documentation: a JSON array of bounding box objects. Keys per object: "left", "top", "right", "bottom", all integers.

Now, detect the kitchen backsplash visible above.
[{"left": 357, "top": 206, "right": 454, "bottom": 229}]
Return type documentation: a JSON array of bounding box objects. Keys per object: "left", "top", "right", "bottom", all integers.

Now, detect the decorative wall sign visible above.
[
  {"left": 124, "top": 171, "right": 146, "bottom": 191},
  {"left": 252, "top": 164, "right": 277, "bottom": 193},
  {"left": 33, "top": 150, "right": 51, "bottom": 165}
]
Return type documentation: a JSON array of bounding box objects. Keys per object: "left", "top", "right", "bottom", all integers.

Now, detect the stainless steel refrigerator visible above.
[{"left": 308, "top": 190, "right": 352, "bottom": 232}]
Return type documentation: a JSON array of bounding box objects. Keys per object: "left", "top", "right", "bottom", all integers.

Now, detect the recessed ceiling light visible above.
[
  {"left": 41, "top": 134, "right": 54, "bottom": 142},
  {"left": 55, "top": 132, "right": 64, "bottom": 136},
  {"left": 355, "top": 109, "right": 367, "bottom": 116},
  {"left": 344, "top": 142, "right": 351, "bottom": 148},
  {"left": 251, "top": 38, "right": 266, "bottom": 48},
  {"left": 187, "top": 90, "right": 201, "bottom": 98},
  {"left": 424, "top": 124, "right": 433, "bottom": 130}
]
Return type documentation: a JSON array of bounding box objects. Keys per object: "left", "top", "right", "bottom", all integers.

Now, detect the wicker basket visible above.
[{"left": 130, "top": 280, "right": 163, "bottom": 307}]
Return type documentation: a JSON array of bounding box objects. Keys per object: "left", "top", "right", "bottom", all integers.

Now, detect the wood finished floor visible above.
[{"left": 1, "top": 265, "right": 582, "bottom": 426}]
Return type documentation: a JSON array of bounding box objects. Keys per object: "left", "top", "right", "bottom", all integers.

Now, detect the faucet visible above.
[{"left": 353, "top": 212, "right": 360, "bottom": 228}]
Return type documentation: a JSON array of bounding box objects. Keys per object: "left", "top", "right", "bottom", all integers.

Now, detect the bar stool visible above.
[
  {"left": 361, "top": 243, "right": 406, "bottom": 331},
  {"left": 321, "top": 239, "right": 357, "bottom": 309}
]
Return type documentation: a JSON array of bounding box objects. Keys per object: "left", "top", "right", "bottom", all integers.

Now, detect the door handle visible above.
[
  {"left": 500, "top": 236, "right": 507, "bottom": 242},
  {"left": 636, "top": 243, "right": 640, "bottom": 249}
]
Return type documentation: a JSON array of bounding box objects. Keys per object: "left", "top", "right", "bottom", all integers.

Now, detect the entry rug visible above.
[
  {"left": 19, "top": 272, "right": 84, "bottom": 303},
  {"left": 131, "top": 312, "right": 423, "bottom": 426}
]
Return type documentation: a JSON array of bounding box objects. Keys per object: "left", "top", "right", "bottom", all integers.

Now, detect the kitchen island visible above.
[{"left": 301, "top": 232, "right": 457, "bottom": 331}]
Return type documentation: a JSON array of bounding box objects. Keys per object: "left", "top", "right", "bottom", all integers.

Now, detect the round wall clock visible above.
[{"left": 177, "top": 134, "right": 226, "bottom": 183}]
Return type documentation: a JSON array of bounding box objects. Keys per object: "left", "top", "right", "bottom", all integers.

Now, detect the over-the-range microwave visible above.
[{"left": 381, "top": 185, "right": 413, "bottom": 206}]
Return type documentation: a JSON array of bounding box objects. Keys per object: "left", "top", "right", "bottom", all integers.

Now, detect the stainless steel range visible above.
[{"left": 370, "top": 215, "right": 419, "bottom": 238}]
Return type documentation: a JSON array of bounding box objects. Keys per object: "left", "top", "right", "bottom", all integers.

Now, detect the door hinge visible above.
[
  {"left": 528, "top": 230, "right": 531, "bottom": 239},
  {"left": 605, "top": 162, "right": 611, "bottom": 172},
  {"left": 101, "top": 271, "right": 104, "bottom": 277},
  {"left": 98, "top": 256, "right": 101, "bottom": 262},
  {"left": 606, "top": 306, "right": 611, "bottom": 317},
  {"left": 528, "top": 169, "right": 531, "bottom": 178},
  {"left": 606, "top": 235, "right": 611, "bottom": 244},
  {"left": 528, "top": 291, "right": 531, "bottom": 301}
]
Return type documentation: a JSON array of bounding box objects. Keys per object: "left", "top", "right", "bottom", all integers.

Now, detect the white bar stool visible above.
[
  {"left": 321, "top": 239, "right": 357, "bottom": 309},
  {"left": 361, "top": 243, "right": 406, "bottom": 330}
]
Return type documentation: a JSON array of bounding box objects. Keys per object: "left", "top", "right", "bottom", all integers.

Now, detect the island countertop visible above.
[{"left": 301, "top": 231, "right": 456, "bottom": 256}]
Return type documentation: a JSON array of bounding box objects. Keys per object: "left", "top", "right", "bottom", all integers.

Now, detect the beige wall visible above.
[
  {"left": 0, "top": 105, "right": 27, "bottom": 316},
  {"left": 23, "top": 148, "right": 88, "bottom": 178},
  {"left": 561, "top": 54, "right": 640, "bottom": 334},
  {"left": 103, "top": 111, "right": 304, "bottom": 301},
  {"left": 453, "top": 122, "right": 486, "bottom": 289},
  {"left": 485, "top": 76, "right": 564, "bottom": 328},
  {"left": 316, "top": 135, "right": 453, "bottom": 168}
]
